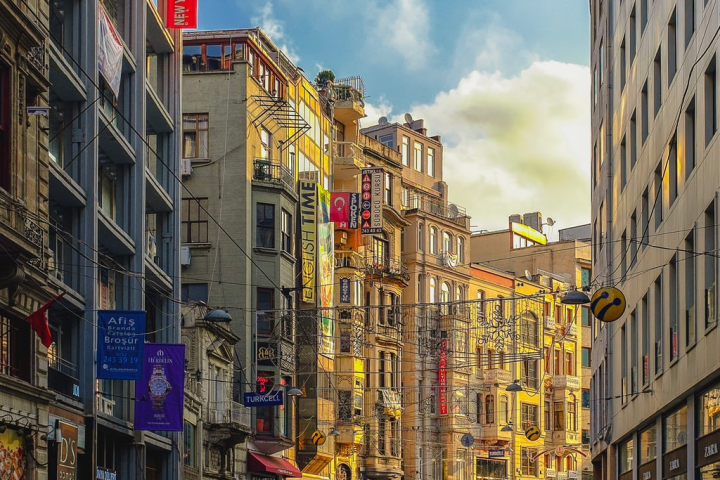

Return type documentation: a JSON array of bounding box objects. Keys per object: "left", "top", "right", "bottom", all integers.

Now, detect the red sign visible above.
[
  {"left": 330, "top": 192, "right": 350, "bottom": 225},
  {"left": 439, "top": 338, "right": 448, "bottom": 415},
  {"left": 167, "top": 0, "right": 198, "bottom": 29}
]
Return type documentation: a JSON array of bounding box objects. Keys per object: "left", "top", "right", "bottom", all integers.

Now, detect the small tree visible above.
[{"left": 315, "top": 69, "right": 335, "bottom": 88}]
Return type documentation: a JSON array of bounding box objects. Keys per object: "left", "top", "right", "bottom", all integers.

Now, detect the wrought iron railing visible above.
[
  {"left": 405, "top": 195, "right": 468, "bottom": 226},
  {"left": 335, "top": 250, "right": 365, "bottom": 269},
  {"left": 365, "top": 254, "right": 408, "bottom": 281},
  {"left": 253, "top": 159, "right": 294, "bottom": 191},
  {"left": 0, "top": 190, "right": 45, "bottom": 264},
  {"left": 205, "top": 401, "right": 251, "bottom": 429}
]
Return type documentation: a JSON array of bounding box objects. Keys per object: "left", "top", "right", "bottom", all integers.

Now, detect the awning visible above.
[{"left": 248, "top": 452, "right": 303, "bottom": 478}]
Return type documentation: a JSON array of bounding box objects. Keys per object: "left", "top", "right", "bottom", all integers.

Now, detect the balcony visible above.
[
  {"left": 364, "top": 455, "right": 403, "bottom": 480},
  {"left": 252, "top": 160, "right": 295, "bottom": 192},
  {"left": 405, "top": 195, "right": 469, "bottom": 227},
  {"left": 484, "top": 368, "right": 513, "bottom": 385},
  {"left": 478, "top": 423, "right": 512, "bottom": 443},
  {"left": 332, "top": 77, "right": 365, "bottom": 123},
  {"left": 0, "top": 190, "right": 45, "bottom": 260},
  {"left": 146, "top": 0, "right": 174, "bottom": 54},
  {"left": 333, "top": 142, "right": 364, "bottom": 181},
  {"left": 552, "top": 375, "right": 581, "bottom": 390},
  {"left": 146, "top": 79, "right": 173, "bottom": 133},
  {"left": 549, "top": 429, "right": 581, "bottom": 445},
  {"left": 48, "top": 356, "right": 81, "bottom": 399},
  {"left": 544, "top": 316, "right": 556, "bottom": 330},
  {"left": 205, "top": 401, "right": 252, "bottom": 446},
  {"left": 48, "top": 41, "right": 86, "bottom": 102},
  {"left": 365, "top": 254, "right": 409, "bottom": 283},
  {"left": 335, "top": 250, "right": 366, "bottom": 270}
]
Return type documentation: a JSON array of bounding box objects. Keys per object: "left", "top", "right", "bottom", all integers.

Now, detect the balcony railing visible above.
[
  {"left": 405, "top": 195, "right": 467, "bottom": 226},
  {"left": 333, "top": 142, "right": 364, "bottom": 167},
  {"left": 253, "top": 160, "right": 294, "bottom": 191},
  {"left": 205, "top": 401, "right": 251, "bottom": 429},
  {"left": 333, "top": 78, "right": 365, "bottom": 105},
  {"left": 553, "top": 375, "right": 581, "bottom": 389},
  {"left": 335, "top": 250, "right": 366, "bottom": 269},
  {"left": 365, "top": 254, "right": 409, "bottom": 281},
  {"left": 48, "top": 355, "right": 78, "bottom": 378},
  {"left": 484, "top": 369, "right": 513, "bottom": 385},
  {"left": 0, "top": 190, "right": 45, "bottom": 261}
]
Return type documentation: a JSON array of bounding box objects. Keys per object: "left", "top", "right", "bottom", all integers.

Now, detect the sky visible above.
[{"left": 197, "top": 0, "right": 591, "bottom": 236}]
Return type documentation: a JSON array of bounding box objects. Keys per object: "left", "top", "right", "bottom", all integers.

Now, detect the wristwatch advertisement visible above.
[
  {"left": 134, "top": 343, "right": 185, "bottom": 431},
  {"left": 148, "top": 365, "right": 172, "bottom": 410}
]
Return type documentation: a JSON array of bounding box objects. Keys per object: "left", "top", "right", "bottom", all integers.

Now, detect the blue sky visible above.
[{"left": 197, "top": 0, "right": 592, "bottom": 235}]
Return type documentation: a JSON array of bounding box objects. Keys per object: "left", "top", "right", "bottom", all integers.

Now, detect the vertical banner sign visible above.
[
  {"left": 97, "top": 310, "right": 145, "bottom": 379},
  {"left": 57, "top": 421, "right": 78, "bottom": 480},
  {"left": 349, "top": 193, "right": 360, "bottom": 229},
  {"left": 360, "top": 168, "right": 384, "bottom": 234},
  {"left": 0, "top": 429, "right": 25, "bottom": 480},
  {"left": 318, "top": 185, "right": 331, "bottom": 224},
  {"left": 134, "top": 343, "right": 185, "bottom": 431},
  {"left": 299, "top": 181, "right": 317, "bottom": 304},
  {"left": 339, "top": 277, "right": 351, "bottom": 303},
  {"left": 439, "top": 338, "right": 448, "bottom": 415},
  {"left": 330, "top": 192, "right": 350, "bottom": 227},
  {"left": 167, "top": 0, "right": 198, "bottom": 28},
  {"left": 97, "top": 4, "right": 123, "bottom": 98},
  {"left": 318, "top": 222, "right": 335, "bottom": 356}
]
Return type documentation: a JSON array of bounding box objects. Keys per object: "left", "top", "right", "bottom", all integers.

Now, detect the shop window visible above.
[
  {"left": 664, "top": 405, "right": 687, "bottom": 452},
  {"left": 619, "top": 438, "right": 634, "bottom": 474},
  {"left": 700, "top": 385, "right": 720, "bottom": 436}
]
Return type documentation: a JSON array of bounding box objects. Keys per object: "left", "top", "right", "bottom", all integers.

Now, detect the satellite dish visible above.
[
  {"left": 448, "top": 204, "right": 459, "bottom": 218},
  {"left": 379, "top": 116, "right": 388, "bottom": 125},
  {"left": 546, "top": 217, "right": 555, "bottom": 226},
  {"left": 404, "top": 113, "right": 414, "bottom": 125},
  {"left": 525, "top": 270, "right": 532, "bottom": 280}
]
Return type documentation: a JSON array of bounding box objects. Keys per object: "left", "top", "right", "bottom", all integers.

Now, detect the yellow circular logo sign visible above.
[
  {"left": 525, "top": 425, "right": 541, "bottom": 441},
  {"left": 311, "top": 430, "right": 327, "bottom": 446},
  {"left": 591, "top": 287, "right": 627, "bottom": 322}
]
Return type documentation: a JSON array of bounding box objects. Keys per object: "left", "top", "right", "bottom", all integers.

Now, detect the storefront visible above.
[
  {"left": 248, "top": 452, "right": 303, "bottom": 479},
  {"left": 475, "top": 457, "right": 507, "bottom": 480},
  {"left": 698, "top": 383, "right": 720, "bottom": 480},
  {"left": 663, "top": 406, "right": 687, "bottom": 480},
  {"left": 662, "top": 446, "right": 686, "bottom": 480}
]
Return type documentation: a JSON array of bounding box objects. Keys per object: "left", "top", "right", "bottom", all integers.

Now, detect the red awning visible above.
[{"left": 248, "top": 452, "right": 303, "bottom": 478}]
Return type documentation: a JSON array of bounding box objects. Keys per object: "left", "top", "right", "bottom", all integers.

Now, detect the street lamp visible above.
[
  {"left": 560, "top": 290, "right": 591, "bottom": 305},
  {"left": 501, "top": 421, "right": 514, "bottom": 433},
  {"left": 204, "top": 308, "right": 233, "bottom": 322},
  {"left": 287, "top": 387, "right": 303, "bottom": 397},
  {"left": 506, "top": 380, "right": 523, "bottom": 392},
  {"left": 504, "top": 380, "right": 524, "bottom": 480}
]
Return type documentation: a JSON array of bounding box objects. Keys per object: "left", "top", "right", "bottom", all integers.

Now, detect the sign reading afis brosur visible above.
[
  {"left": 134, "top": 343, "right": 185, "bottom": 431},
  {"left": 97, "top": 310, "right": 145, "bottom": 379}
]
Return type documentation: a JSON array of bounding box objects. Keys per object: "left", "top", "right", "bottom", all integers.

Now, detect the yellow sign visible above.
[
  {"left": 311, "top": 430, "right": 326, "bottom": 446},
  {"left": 525, "top": 425, "right": 541, "bottom": 441},
  {"left": 511, "top": 222, "right": 547, "bottom": 245},
  {"left": 591, "top": 287, "right": 626, "bottom": 322},
  {"left": 299, "top": 181, "right": 317, "bottom": 304}
]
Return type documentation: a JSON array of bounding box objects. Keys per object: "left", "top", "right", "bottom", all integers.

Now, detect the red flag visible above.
[
  {"left": 167, "top": 0, "right": 198, "bottom": 29},
  {"left": 330, "top": 192, "right": 350, "bottom": 226},
  {"left": 28, "top": 293, "right": 64, "bottom": 348}
]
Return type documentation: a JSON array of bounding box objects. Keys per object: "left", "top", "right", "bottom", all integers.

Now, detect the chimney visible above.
[
  {"left": 523, "top": 212, "right": 543, "bottom": 233},
  {"left": 509, "top": 214, "right": 523, "bottom": 225}
]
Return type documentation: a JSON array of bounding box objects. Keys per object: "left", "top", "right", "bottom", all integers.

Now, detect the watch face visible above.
[{"left": 149, "top": 378, "right": 168, "bottom": 396}]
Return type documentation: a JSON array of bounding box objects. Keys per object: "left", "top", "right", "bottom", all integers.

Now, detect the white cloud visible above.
[
  {"left": 251, "top": 2, "right": 300, "bottom": 64},
  {"left": 362, "top": 97, "right": 394, "bottom": 127},
  {"left": 366, "top": 0, "right": 435, "bottom": 71},
  {"left": 405, "top": 61, "right": 591, "bottom": 233}
]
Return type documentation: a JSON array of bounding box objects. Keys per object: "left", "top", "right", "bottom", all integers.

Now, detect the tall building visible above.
[
  {"left": 2, "top": 0, "right": 184, "bottom": 480},
  {"left": 590, "top": 1, "right": 720, "bottom": 480},
  {"left": 0, "top": 2, "right": 57, "bottom": 480},
  {"left": 471, "top": 217, "right": 593, "bottom": 478},
  {"left": 362, "top": 117, "right": 473, "bottom": 480}
]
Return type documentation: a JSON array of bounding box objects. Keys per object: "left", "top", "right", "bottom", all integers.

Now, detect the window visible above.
[
  {"left": 457, "top": 237, "right": 465, "bottom": 264},
  {"left": 568, "top": 396, "right": 577, "bottom": 431},
  {"left": 620, "top": 136, "right": 627, "bottom": 190},
  {"left": 630, "top": 7, "right": 637, "bottom": 64},
  {"left": 429, "top": 227, "right": 437, "bottom": 254},
  {"left": 181, "top": 284, "right": 209, "bottom": 303},
  {"left": 485, "top": 395, "right": 495, "bottom": 424},
  {"left": 554, "top": 402, "right": 564, "bottom": 430},
  {"left": 477, "top": 459, "right": 507, "bottom": 479},
  {"left": 281, "top": 209, "right": 292, "bottom": 254},
  {"left": 669, "top": 10, "right": 677, "bottom": 85},
  {"left": 429, "top": 278, "right": 436, "bottom": 304},
  {"left": 641, "top": 0, "right": 648, "bottom": 32},
  {"left": 582, "top": 389, "right": 590, "bottom": 408},
  {"left": 554, "top": 349, "right": 561, "bottom": 375},
  {"left": 440, "top": 282, "right": 450, "bottom": 305},
  {"left": 686, "top": 98, "right": 696, "bottom": 179},
  {"left": 427, "top": 147, "right": 435, "bottom": 177},
  {"left": 520, "top": 448, "right": 538, "bottom": 476},
  {"left": 418, "top": 223, "right": 424, "bottom": 251},
  {"left": 642, "top": 80, "right": 649, "bottom": 144},
  {"left": 182, "top": 114, "right": 209, "bottom": 159},
  {"left": 183, "top": 421, "right": 196, "bottom": 467},
  {"left": 581, "top": 307, "right": 591, "bottom": 326},
  {"left": 379, "top": 134, "right": 394, "bottom": 148},
  {"left": 619, "top": 439, "right": 634, "bottom": 474},
  {"left": 521, "top": 403, "right": 538, "bottom": 430},
  {"left": 705, "top": 57, "right": 717, "bottom": 146},
  {"left": 181, "top": 198, "right": 209, "bottom": 243},
  {"left": 544, "top": 400, "right": 551, "bottom": 430},
  {"left": 620, "top": 39, "right": 627, "bottom": 91},
  {"left": 685, "top": 232, "right": 696, "bottom": 346},
  {"left": 0, "top": 316, "right": 31, "bottom": 381},
  {"left": 685, "top": 0, "right": 695, "bottom": 47},
  {"left": 99, "top": 167, "right": 117, "bottom": 221},
  {"left": 476, "top": 393, "right": 484, "bottom": 424},
  {"left": 260, "top": 127, "right": 270, "bottom": 159},
  {"left": 384, "top": 172, "right": 392, "bottom": 206},
  {"left": 256, "top": 203, "right": 275, "bottom": 248},
  {"left": 413, "top": 141, "right": 423, "bottom": 171},
  {"left": 640, "top": 425, "right": 657, "bottom": 463},
  {"left": 654, "top": 48, "right": 662, "bottom": 117},
  {"left": 669, "top": 255, "right": 679, "bottom": 361},
  {"left": 700, "top": 384, "right": 720, "bottom": 435},
  {"left": 456, "top": 450, "right": 466, "bottom": 480},
  {"left": 402, "top": 136, "right": 410, "bottom": 166},
  {"left": 664, "top": 406, "right": 687, "bottom": 452},
  {"left": 0, "top": 62, "right": 9, "bottom": 189},
  {"left": 521, "top": 359, "right": 538, "bottom": 389},
  {"left": 630, "top": 111, "right": 638, "bottom": 169},
  {"left": 565, "top": 351, "right": 574, "bottom": 375},
  {"left": 705, "top": 203, "right": 716, "bottom": 328},
  {"left": 442, "top": 231, "right": 452, "bottom": 254},
  {"left": 582, "top": 347, "right": 591, "bottom": 367},
  {"left": 520, "top": 315, "right": 538, "bottom": 346},
  {"left": 499, "top": 396, "right": 509, "bottom": 424},
  {"left": 257, "top": 288, "right": 274, "bottom": 333},
  {"left": 670, "top": 135, "right": 678, "bottom": 206}
]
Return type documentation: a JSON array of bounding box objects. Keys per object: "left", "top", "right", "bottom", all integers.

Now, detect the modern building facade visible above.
[{"left": 590, "top": 1, "right": 720, "bottom": 480}]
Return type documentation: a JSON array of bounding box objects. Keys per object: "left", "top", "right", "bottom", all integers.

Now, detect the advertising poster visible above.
[
  {"left": 97, "top": 4, "right": 123, "bottom": 98},
  {"left": 439, "top": 338, "right": 448, "bottom": 415},
  {"left": 134, "top": 343, "right": 185, "bottom": 431},
  {"left": 318, "top": 185, "right": 331, "bottom": 224},
  {"left": 318, "top": 222, "right": 334, "bottom": 356},
  {"left": 0, "top": 429, "right": 26, "bottom": 480},
  {"left": 348, "top": 193, "right": 360, "bottom": 229},
  {"left": 299, "top": 181, "right": 317, "bottom": 304},
  {"left": 97, "top": 310, "right": 145, "bottom": 380},
  {"left": 339, "top": 277, "right": 351, "bottom": 303},
  {"left": 360, "top": 168, "right": 383, "bottom": 234},
  {"left": 166, "top": 0, "right": 198, "bottom": 28}
]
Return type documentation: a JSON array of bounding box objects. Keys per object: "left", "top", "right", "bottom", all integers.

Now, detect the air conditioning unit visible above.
[
  {"left": 298, "top": 170, "right": 320, "bottom": 183},
  {"left": 180, "top": 246, "right": 191, "bottom": 266},
  {"left": 336, "top": 230, "right": 348, "bottom": 245},
  {"left": 181, "top": 158, "right": 193, "bottom": 177}
]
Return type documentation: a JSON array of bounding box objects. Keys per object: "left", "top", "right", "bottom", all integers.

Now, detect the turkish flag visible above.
[
  {"left": 330, "top": 192, "right": 350, "bottom": 226},
  {"left": 28, "top": 293, "right": 64, "bottom": 347}
]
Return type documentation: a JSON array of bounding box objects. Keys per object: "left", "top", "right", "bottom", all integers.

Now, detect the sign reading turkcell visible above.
[
  {"left": 97, "top": 310, "right": 145, "bottom": 379},
  {"left": 244, "top": 390, "right": 284, "bottom": 407}
]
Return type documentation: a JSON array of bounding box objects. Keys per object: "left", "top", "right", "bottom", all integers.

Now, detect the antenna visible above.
[
  {"left": 546, "top": 217, "right": 555, "bottom": 227},
  {"left": 404, "top": 113, "right": 414, "bottom": 125},
  {"left": 447, "top": 204, "right": 459, "bottom": 218},
  {"left": 525, "top": 269, "right": 532, "bottom": 280}
]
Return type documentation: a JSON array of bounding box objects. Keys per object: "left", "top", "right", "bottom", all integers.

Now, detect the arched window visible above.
[
  {"left": 456, "top": 286, "right": 463, "bottom": 302},
  {"left": 520, "top": 313, "right": 539, "bottom": 346},
  {"left": 429, "top": 278, "right": 436, "bottom": 303},
  {"left": 418, "top": 223, "right": 424, "bottom": 251},
  {"left": 417, "top": 275, "right": 424, "bottom": 303},
  {"left": 499, "top": 395, "right": 509, "bottom": 424},
  {"left": 486, "top": 395, "right": 495, "bottom": 424},
  {"left": 477, "top": 393, "right": 484, "bottom": 424},
  {"left": 443, "top": 231, "right": 452, "bottom": 253},
  {"left": 441, "top": 282, "right": 450, "bottom": 304},
  {"left": 429, "top": 227, "right": 437, "bottom": 254},
  {"left": 457, "top": 236, "right": 465, "bottom": 264}
]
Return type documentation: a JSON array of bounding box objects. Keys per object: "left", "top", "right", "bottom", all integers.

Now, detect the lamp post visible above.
[{"left": 503, "top": 380, "right": 524, "bottom": 480}]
